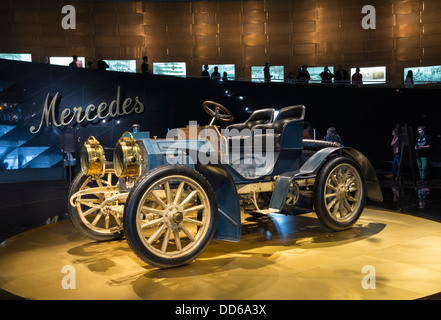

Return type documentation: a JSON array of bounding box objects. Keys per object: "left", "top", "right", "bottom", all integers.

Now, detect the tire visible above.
[
  {"left": 313, "top": 155, "right": 366, "bottom": 231},
  {"left": 67, "top": 171, "right": 124, "bottom": 241},
  {"left": 123, "top": 165, "right": 218, "bottom": 268}
]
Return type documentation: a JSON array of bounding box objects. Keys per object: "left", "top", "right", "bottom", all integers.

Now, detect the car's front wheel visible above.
[
  {"left": 68, "top": 170, "right": 125, "bottom": 241},
  {"left": 123, "top": 165, "right": 218, "bottom": 268},
  {"left": 313, "top": 156, "right": 366, "bottom": 231}
]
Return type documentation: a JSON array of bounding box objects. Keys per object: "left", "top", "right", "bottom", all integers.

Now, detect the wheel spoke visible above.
[
  {"left": 326, "top": 183, "right": 337, "bottom": 191},
  {"left": 112, "top": 214, "right": 122, "bottom": 226},
  {"left": 91, "top": 213, "right": 103, "bottom": 226},
  {"left": 180, "top": 190, "right": 198, "bottom": 207},
  {"left": 164, "top": 182, "right": 172, "bottom": 205},
  {"left": 151, "top": 190, "right": 167, "bottom": 209},
  {"left": 148, "top": 223, "right": 166, "bottom": 244},
  {"left": 343, "top": 199, "right": 353, "bottom": 213},
  {"left": 141, "top": 218, "right": 163, "bottom": 229},
  {"left": 173, "top": 181, "right": 185, "bottom": 204},
  {"left": 325, "top": 193, "right": 336, "bottom": 199},
  {"left": 340, "top": 169, "right": 349, "bottom": 182},
  {"left": 330, "top": 172, "right": 339, "bottom": 186},
  {"left": 82, "top": 206, "right": 100, "bottom": 217},
  {"left": 161, "top": 228, "right": 171, "bottom": 252},
  {"left": 345, "top": 176, "right": 355, "bottom": 187},
  {"left": 183, "top": 204, "right": 205, "bottom": 214},
  {"left": 183, "top": 217, "right": 204, "bottom": 226},
  {"left": 174, "top": 229, "right": 182, "bottom": 251},
  {"left": 95, "top": 178, "right": 104, "bottom": 188},
  {"left": 141, "top": 205, "right": 165, "bottom": 216},
  {"left": 335, "top": 169, "right": 344, "bottom": 183},
  {"left": 181, "top": 224, "right": 196, "bottom": 241},
  {"left": 332, "top": 201, "right": 341, "bottom": 218},
  {"left": 326, "top": 197, "right": 337, "bottom": 211},
  {"left": 96, "top": 178, "right": 111, "bottom": 186}
]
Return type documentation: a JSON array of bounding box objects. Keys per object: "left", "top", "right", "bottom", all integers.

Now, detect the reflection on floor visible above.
[
  {"left": 1, "top": 207, "right": 441, "bottom": 300},
  {"left": 372, "top": 177, "right": 441, "bottom": 223}
]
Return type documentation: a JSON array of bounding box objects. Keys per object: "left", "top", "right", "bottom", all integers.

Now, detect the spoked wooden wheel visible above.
[
  {"left": 313, "top": 156, "right": 366, "bottom": 231},
  {"left": 124, "top": 166, "right": 218, "bottom": 268},
  {"left": 68, "top": 169, "right": 125, "bottom": 241}
]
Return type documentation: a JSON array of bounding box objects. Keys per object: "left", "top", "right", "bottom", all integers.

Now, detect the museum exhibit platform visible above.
[{"left": 1, "top": 206, "right": 441, "bottom": 300}]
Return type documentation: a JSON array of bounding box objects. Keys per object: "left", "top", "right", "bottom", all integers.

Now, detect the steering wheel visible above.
[{"left": 202, "top": 101, "right": 234, "bottom": 125}]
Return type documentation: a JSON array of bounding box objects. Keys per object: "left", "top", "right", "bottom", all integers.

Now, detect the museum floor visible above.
[{"left": 1, "top": 177, "right": 441, "bottom": 300}]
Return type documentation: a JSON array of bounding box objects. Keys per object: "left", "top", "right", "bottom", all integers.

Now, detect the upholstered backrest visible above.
[
  {"left": 276, "top": 105, "right": 305, "bottom": 121},
  {"left": 247, "top": 108, "right": 275, "bottom": 126},
  {"left": 271, "top": 105, "right": 305, "bottom": 133},
  {"left": 253, "top": 105, "right": 305, "bottom": 134},
  {"left": 226, "top": 108, "right": 274, "bottom": 131}
]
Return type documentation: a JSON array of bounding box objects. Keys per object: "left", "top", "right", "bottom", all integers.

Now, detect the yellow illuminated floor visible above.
[{"left": 1, "top": 208, "right": 441, "bottom": 300}]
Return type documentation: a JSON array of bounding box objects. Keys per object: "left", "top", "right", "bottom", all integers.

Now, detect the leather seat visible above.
[
  {"left": 226, "top": 108, "right": 274, "bottom": 150},
  {"left": 252, "top": 105, "right": 305, "bottom": 151},
  {"left": 226, "top": 108, "right": 274, "bottom": 132}
]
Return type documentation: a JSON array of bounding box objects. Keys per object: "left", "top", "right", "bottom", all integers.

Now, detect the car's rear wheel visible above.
[
  {"left": 313, "top": 156, "right": 366, "bottom": 231},
  {"left": 123, "top": 165, "right": 218, "bottom": 268}
]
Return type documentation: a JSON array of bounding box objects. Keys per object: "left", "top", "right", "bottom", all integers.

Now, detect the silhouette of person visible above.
[
  {"left": 404, "top": 70, "right": 414, "bottom": 88},
  {"left": 319, "top": 66, "right": 334, "bottom": 86},
  {"left": 202, "top": 64, "right": 209, "bottom": 78},
  {"left": 385, "top": 128, "right": 400, "bottom": 179},
  {"left": 415, "top": 125, "right": 431, "bottom": 185},
  {"left": 335, "top": 64, "right": 349, "bottom": 86},
  {"left": 295, "top": 67, "right": 302, "bottom": 84},
  {"left": 97, "top": 55, "right": 109, "bottom": 71},
  {"left": 287, "top": 72, "right": 295, "bottom": 84},
  {"left": 297, "top": 65, "right": 311, "bottom": 84},
  {"left": 264, "top": 62, "right": 272, "bottom": 82},
  {"left": 211, "top": 66, "right": 220, "bottom": 79},
  {"left": 323, "top": 127, "right": 343, "bottom": 146},
  {"left": 69, "top": 55, "right": 78, "bottom": 67},
  {"left": 222, "top": 71, "right": 228, "bottom": 81},
  {"left": 351, "top": 67, "right": 363, "bottom": 86},
  {"left": 42, "top": 56, "right": 49, "bottom": 64},
  {"left": 141, "top": 56, "right": 149, "bottom": 74},
  {"left": 303, "top": 121, "right": 314, "bottom": 139}
]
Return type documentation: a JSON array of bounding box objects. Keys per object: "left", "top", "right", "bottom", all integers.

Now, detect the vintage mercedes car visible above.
[{"left": 68, "top": 101, "right": 383, "bottom": 268}]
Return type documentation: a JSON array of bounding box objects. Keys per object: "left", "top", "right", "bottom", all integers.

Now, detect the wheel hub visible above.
[
  {"left": 172, "top": 212, "right": 183, "bottom": 223},
  {"left": 337, "top": 186, "right": 349, "bottom": 199},
  {"left": 165, "top": 205, "right": 184, "bottom": 226}
]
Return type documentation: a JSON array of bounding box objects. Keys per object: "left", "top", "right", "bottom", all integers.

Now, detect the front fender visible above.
[
  {"left": 195, "top": 162, "right": 241, "bottom": 242},
  {"left": 300, "top": 147, "right": 383, "bottom": 202}
]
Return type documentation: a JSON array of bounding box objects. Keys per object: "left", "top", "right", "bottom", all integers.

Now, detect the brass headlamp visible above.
[
  {"left": 80, "top": 136, "right": 105, "bottom": 176},
  {"left": 113, "top": 132, "right": 141, "bottom": 179}
]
